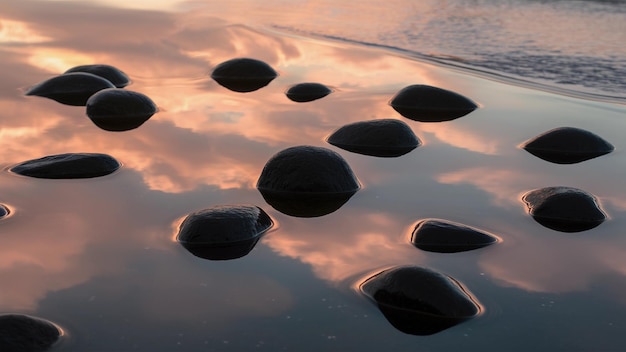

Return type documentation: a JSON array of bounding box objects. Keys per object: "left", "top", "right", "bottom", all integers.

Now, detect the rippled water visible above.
[{"left": 1, "top": 1, "right": 626, "bottom": 351}]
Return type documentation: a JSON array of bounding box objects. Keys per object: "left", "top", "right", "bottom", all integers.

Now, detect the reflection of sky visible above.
[{"left": 2, "top": 0, "right": 626, "bottom": 350}]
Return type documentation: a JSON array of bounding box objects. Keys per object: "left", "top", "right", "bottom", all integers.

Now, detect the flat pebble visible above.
[
  {"left": 86, "top": 88, "right": 157, "bottom": 131},
  {"left": 411, "top": 219, "right": 499, "bottom": 253},
  {"left": 390, "top": 84, "right": 477, "bottom": 122},
  {"left": 327, "top": 119, "right": 420, "bottom": 157},
  {"left": 11, "top": 153, "right": 121, "bottom": 179},
  {"left": 522, "top": 127, "right": 614, "bottom": 164},
  {"left": 177, "top": 205, "right": 273, "bottom": 260},
  {"left": 285, "top": 82, "right": 332, "bottom": 102},
  {"left": 0, "top": 314, "right": 62, "bottom": 352},
  {"left": 211, "top": 58, "right": 277, "bottom": 92},
  {"left": 25, "top": 72, "right": 115, "bottom": 106},
  {"left": 360, "top": 266, "right": 481, "bottom": 335},
  {"left": 65, "top": 64, "right": 130, "bottom": 88},
  {"left": 523, "top": 186, "right": 607, "bottom": 232}
]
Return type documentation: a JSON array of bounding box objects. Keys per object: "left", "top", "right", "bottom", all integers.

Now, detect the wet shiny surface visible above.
[{"left": 1, "top": 1, "right": 626, "bottom": 351}]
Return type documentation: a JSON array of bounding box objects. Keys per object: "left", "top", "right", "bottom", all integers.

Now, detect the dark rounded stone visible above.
[
  {"left": 177, "top": 205, "right": 273, "bottom": 260},
  {"left": 64, "top": 64, "right": 130, "bottom": 88},
  {"left": 360, "top": 266, "right": 481, "bottom": 335},
  {"left": 256, "top": 146, "right": 360, "bottom": 217},
  {"left": 522, "top": 186, "right": 607, "bottom": 232},
  {"left": 285, "top": 82, "right": 332, "bottom": 102},
  {"left": 11, "top": 153, "right": 121, "bottom": 179},
  {"left": 0, "top": 204, "right": 10, "bottom": 219},
  {"left": 25, "top": 72, "right": 115, "bottom": 106},
  {"left": 522, "top": 127, "right": 614, "bottom": 164},
  {"left": 0, "top": 314, "right": 62, "bottom": 352},
  {"left": 411, "top": 219, "right": 499, "bottom": 253},
  {"left": 211, "top": 58, "right": 278, "bottom": 92},
  {"left": 86, "top": 88, "right": 157, "bottom": 131},
  {"left": 327, "top": 119, "right": 420, "bottom": 157},
  {"left": 390, "top": 84, "right": 478, "bottom": 122}
]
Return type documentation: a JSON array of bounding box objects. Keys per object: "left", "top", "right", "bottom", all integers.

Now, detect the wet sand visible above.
[{"left": 1, "top": 2, "right": 626, "bottom": 351}]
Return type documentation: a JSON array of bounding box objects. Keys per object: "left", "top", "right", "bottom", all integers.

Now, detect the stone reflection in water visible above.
[
  {"left": 390, "top": 84, "right": 478, "bottom": 122},
  {"left": 411, "top": 219, "right": 499, "bottom": 253},
  {"left": 177, "top": 205, "right": 274, "bottom": 260},
  {"left": 285, "top": 82, "right": 332, "bottom": 102},
  {"left": 327, "top": 119, "right": 421, "bottom": 157},
  {"left": 10, "top": 153, "right": 121, "bottom": 179},
  {"left": 256, "top": 146, "right": 360, "bottom": 217},
  {"left": 522, "top": 186, "right": 607, "bottom": 232},
  {"left": 64, "top": 64, "right": 131, "bottom": 88},
  {"left": 359, "top": 266, "right": 481, "bottom": 335},
  {"left": 211, "top": 58, "right": 278, "bottom": 92},
  {"left": 0, "top": 314, "right": 62, "bottom": 352},
  {"left": 522, "top": 127, "right": 614, "bottom": 164},
  {"left": 25, "top": 72, "right": 116, "bottom": 106},
  {"left": 86, "top": 88, "right": 157, "bottom": 131}
]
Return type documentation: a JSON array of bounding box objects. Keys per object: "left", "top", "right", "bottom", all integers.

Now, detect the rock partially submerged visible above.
[
  {"left": 360, "top": 266, "right": 481, "bottom": 335},
  {"left": 390, "top": 84, "right": 478, "bottom": 122},
  {"left": 285, "top": 82, "right": 332, "bottom": 102},
  {"left": 211, "top": 58, "right": 277, "bottom": 92},
  {"left": 522, "top": 186, "right": 607, "bottom": 232},
  {"left": 0, "top": 204, "right": 10, "bottom": 219},
  {"left": 411, "top": 219, "right": 499, "bottom": 253},
  {"left": 327, "top": 119, "right": 420, "bottom": 157},
  {"left": 11, "top": 153, "right": 121, "bottom": 179},
  {"left": 25, "top": 72, "right": 115, "bottom": 106},
  {"left": 257, "top": 146, "right": 360, "bottom": 217},
  {"left": 522, "top": 127, "right": 614, "bottom": 164},
  {"left": 177, "top": 205, "right": 274, "bottom": 260},
  {"left": 0, "top": 314, "right": 62, "bottom": 352},
  {"left": 86, "top": 88, "right": 157, "bottom": 131},
  {"left": 65, "top": 64, "right": 130, "bottom": 88}
]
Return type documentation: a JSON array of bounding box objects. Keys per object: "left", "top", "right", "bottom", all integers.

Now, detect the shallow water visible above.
[{"left": 1, "top": 1, "right": 626, "bottom": 351}]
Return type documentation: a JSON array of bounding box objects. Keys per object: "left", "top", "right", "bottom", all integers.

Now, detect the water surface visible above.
[{"left": 1, "top": 1, "right": 626, "bottom": 351}]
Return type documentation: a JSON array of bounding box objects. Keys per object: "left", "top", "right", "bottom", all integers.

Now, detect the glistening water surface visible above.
[{"left": 1, "top": 1, "right": 626, "bottom": 351}]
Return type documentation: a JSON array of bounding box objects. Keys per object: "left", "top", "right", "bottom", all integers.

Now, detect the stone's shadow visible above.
[
  {"left": 522, "top": 127, "right": 614, "bottom": 164},
  {"left": 359, "top": 266, "right": 481, "bottom": 336},
  {"left": 211, "top": 58, "right": 278, "bottom": 93},
  {"left": 86, "top": 88, "right": 157, "bottom": 132},
  {"left": 327, "top": 119, "right": 420, "bottom": 157},
  {"left": 176, "top": 205, "right": 273, "bottom": 260},
  {"left": 25, "top": 72, "right": 115, "bottom": 106},
  {"left": 390, "top": 84, "right": 478, "bottom": 122},
  {"left": 522, "top": 186, "right": 607, "bottom": 232},
  {"left": 411, "top": 218, "right": 499, "bottom": 253}
]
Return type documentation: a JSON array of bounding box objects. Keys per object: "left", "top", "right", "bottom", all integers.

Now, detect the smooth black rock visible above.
[
  {"left": 86, "top": 88, "right": 157, "bottom": 131},
  {"left": 390, "top": 84, "right": 478, "bottom": 122},
  {"left": 64, "top": 64, "right": 130, "bottom": 88},
  {"left": 522, "top": 127, "right": 614, "bottom": 164},
  {"left": 285, "top": 82, "right": 332, "bottom": 102},
  {"left": 327, "top": 119, "right": 420, "bottom": 157},
  {"left": 25, "top": 72, "right": 115, "bottom": 106},
  {"left": 360, "top": 266, "right": 481, "bottom": 335},
  {"left": 257, "top": 146, "right": 360, "bottom": 217},
  {"left": 411, "top": 219, "right": 499, "bottom": 253},
  {"left": 0, "top": 314, "right": 62, "bottom": 352},
  {"left": 177, "top": 205, "right": 273, "bottom": 260},
  {"left": 211, "top": 58, "right": 278, "bottom": 92},
  {"left": 11, "top": 153, "right": 121, "bottom": 179},
  {"left": 522, "top": 186, "right": 607, "bottom": 232},
  {"left": 0, "top": 204, "right": 10, "bottom": 219}
]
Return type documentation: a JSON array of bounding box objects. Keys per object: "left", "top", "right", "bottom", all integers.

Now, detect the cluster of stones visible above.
[{"left": 4, "top": 56, "right": 616, "bottom": 345}]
